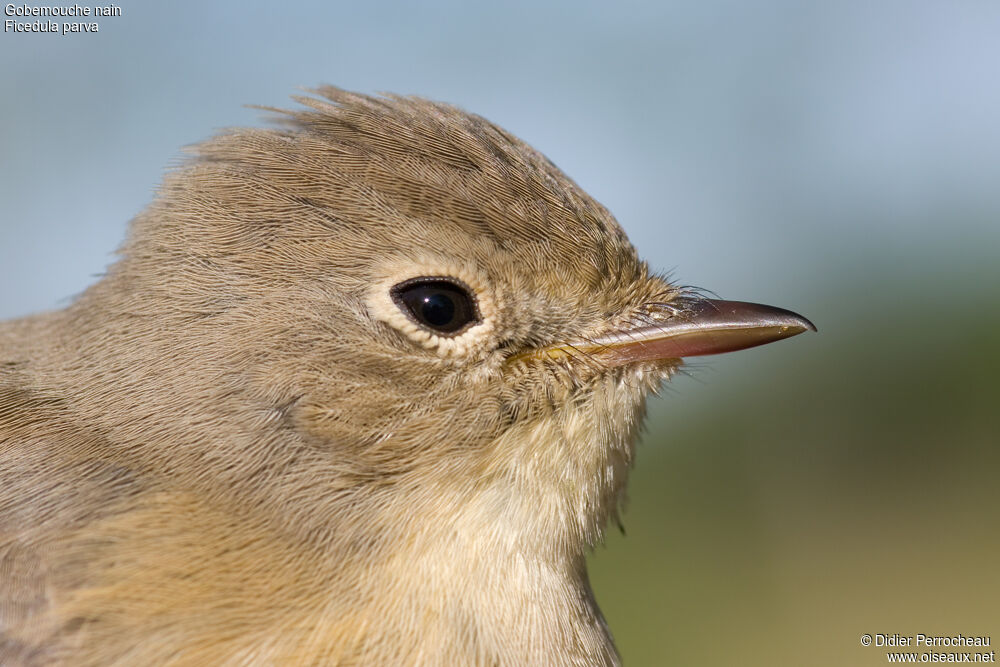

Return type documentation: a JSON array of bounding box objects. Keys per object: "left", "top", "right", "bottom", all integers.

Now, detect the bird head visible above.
[{"left": 83, "top": 88, "right": 812, "bottom": 556}]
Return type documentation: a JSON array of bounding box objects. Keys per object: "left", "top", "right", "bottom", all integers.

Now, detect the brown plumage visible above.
[{"left": 0, "top": 87, "right": 813, "bottom": 665}]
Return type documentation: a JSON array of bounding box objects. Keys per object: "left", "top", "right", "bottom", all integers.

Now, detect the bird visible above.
[{"left": 0, "top": 87, "right": 814, "bottom": 666}]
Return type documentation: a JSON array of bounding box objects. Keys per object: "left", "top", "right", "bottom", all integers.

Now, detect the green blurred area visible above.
[{"left": 589, "top": 255, "right": 1000, "bottom": 665}]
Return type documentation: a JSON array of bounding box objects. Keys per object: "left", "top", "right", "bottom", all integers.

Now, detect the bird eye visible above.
[{"left": 390, "top": 278, "right": 480, "bottom": 336}]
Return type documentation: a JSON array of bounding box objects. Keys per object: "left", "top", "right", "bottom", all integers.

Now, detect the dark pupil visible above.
[
  {"left": 420, "top": 292, "right": 455, "bottom": 327},
  {"left": 393, "top": 279, "right": 478, "bottom": 335}
]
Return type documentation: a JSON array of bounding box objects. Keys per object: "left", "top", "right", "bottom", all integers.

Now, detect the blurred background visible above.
[{"left": 2, "top": 1, "right": 998, "bottom": 664}]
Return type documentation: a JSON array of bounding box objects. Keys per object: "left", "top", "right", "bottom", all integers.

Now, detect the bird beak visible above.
[{"left": 514, "top": 299, "right": 815, "bottom": 368}]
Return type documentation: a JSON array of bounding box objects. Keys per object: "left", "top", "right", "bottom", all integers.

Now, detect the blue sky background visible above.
[{"left": 3, "top": 0, "right": 999, "bottom": 320}]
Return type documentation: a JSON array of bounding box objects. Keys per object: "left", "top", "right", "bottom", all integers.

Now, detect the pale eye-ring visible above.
[{"left": 390, "top": 277, "right": 480, "bottom": 336}]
